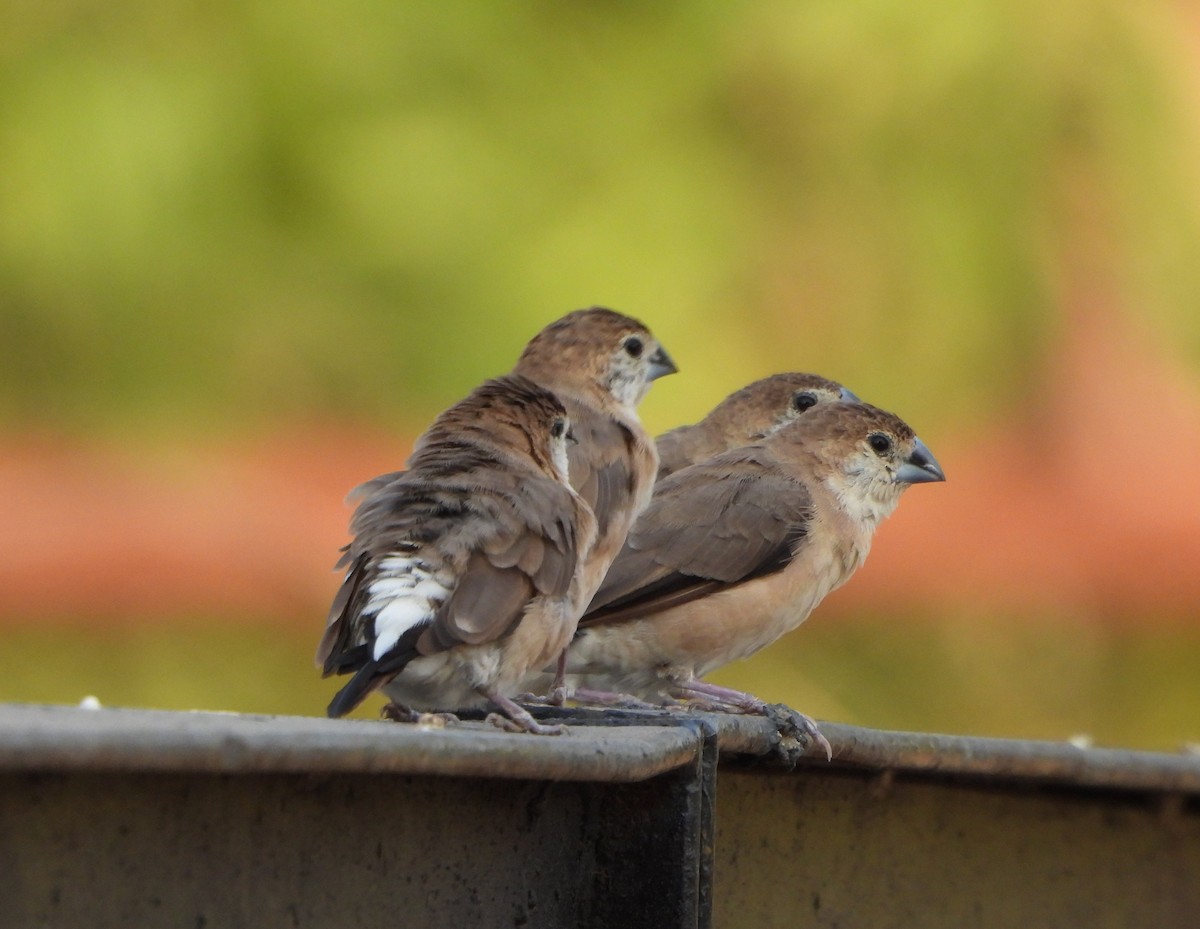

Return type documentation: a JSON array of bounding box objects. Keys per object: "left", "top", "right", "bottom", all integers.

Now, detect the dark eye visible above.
[
  {"left": 623, "top": 336, "right": 644, "bottom": 358},
  {"left": 868, "top": 433, "right": 892, "bottom": 455},
  {"left": 792, "top": 391, "right": 818, "bottom": 413},
  {"left": 550, "top": 418, "right": 566, "bottom": 439}
]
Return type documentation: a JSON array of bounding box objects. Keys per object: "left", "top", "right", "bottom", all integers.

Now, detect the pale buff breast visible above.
[{"left": 567, "top": 515, "right": 872, "bottom": 699}]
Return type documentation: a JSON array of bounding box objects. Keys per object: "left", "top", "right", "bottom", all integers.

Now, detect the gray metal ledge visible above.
[
  {"left": 2, "top": 703, "right": 1198, "bottom": 794},
  {"left": 817, "top": 721, "right": 1200, "bottom": 794},
  {"left": 0, "top": 703, "right": 703, "bottom": 782},
  {"left": 3, "top": 702, "right": 1199, "bottom": 929}
]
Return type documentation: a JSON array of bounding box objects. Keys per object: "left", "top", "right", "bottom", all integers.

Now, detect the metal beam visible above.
[{"left": 1, "top": 703, "right": 1198, "bottom": 929}]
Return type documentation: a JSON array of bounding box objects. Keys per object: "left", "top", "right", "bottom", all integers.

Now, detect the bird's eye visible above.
[
  {"left": 792, "top": 391, "right": 819, "bottom": 413},
  {"left": 623, "top": 336, "right": 644, "bottom": 358},
  {"left": 551, "top": 418, "right": 566, "bottom": 439},
  {"left": 868, "top": 433, "right": 892, "bottom": 455}
]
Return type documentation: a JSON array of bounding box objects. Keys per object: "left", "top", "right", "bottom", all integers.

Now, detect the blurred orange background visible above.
[{"left": 2, "top": 2, "right": 1198, "bottom": 749}]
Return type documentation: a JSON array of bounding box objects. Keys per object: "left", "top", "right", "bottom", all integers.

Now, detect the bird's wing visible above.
[
  {"left": 320, "top": 469, "right": 581, "bottom": 681},
  {"left": 581, "top": 451, "right": 813, "bottom": 627},
  {"left": 564, "top": 407, "right": 640, "bottom": 541}
]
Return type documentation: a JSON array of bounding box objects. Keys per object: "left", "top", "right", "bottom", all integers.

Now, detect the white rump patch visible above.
[{"left": 366, "top": 554, "right": 452, "bottom": 661}]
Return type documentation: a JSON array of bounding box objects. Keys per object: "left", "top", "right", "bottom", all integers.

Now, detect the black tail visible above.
[
  {"left": 326, "top": 661, "right": 385, "bottom": 718},
  {"left": 325, "top": 643, "right": 420, "bottom": 718}
]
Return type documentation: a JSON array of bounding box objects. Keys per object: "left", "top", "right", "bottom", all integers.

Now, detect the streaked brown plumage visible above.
[
  {"left": 565, "top": 401, "right": 945, "bottom": 756},
  {"left": 317, "top": 374, "right": 597, "bottom": 734},
  {"left": 655, "top": 372, "right": 855, "bottom": 479},
  {"left": 511, "top": 308, "right": 676, "bottom": 688}
]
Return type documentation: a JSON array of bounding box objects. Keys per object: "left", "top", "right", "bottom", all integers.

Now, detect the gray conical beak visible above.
[
  {"left": 896, "top": 438, "right": 946, "bottom": 484},
  {"left": 838, "top": 386, "right": 860, "bottom": 402},
  {"left": 647, "top": 345, "right": 678, "bottom": 381}
]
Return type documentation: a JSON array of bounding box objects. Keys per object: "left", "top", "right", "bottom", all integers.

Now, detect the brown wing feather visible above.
[
  {"left": 321, "top": 467, "right": 582, "bottom": 676},
  {"left": 416, "top": 552, "right": 536, "bottom": 653},
  {"left": 316, "top": 551, "right": 369, "bottom": 672},
  {"left": 564, "top": 406, "right": 636, "bottom": 540},
  {"left": 581, "top": 448, "right": 812, "bottom": 627},
  {"left": 654, "top": 425, "right": 708, "bottom": 479}
]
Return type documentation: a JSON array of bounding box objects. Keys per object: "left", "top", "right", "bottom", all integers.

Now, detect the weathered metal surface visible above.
[
  {"left": 813, "top": 721, "right": 1200, "bottom": 793},
  {"left": 5, "top": 704, "right": 1198, "bottom": 794},
  {"left": 1, "top": 768, "right": 709, "bottom": 928},
  {"left": 713, "top": 766, "right": 1200, "bottom": 929},
  {"left": 0, "top": 703, "right": 702, "bottom": 782},
  {"left": 2, "top": 703, "right": 1199, "bottom": 929},
  {"left": 0, "top": 705, "right": 721, "bottom": 929}
]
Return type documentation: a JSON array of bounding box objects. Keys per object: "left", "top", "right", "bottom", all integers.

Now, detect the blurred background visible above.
[{"left": 2, "top": 1, "right": 1199, "bottom": 750}]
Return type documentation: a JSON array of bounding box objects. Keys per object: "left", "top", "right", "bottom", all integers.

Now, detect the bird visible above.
[
  {"left": 510, "top": 307, "right": 677, "bottom": 695},
  {"left": 655, "top": 372, "right": 856, "bottom": 479},
  {"left": 316, "top": 374, "right": 598, "bottom": 735},
  {"left": 348, "top": 307, "right": 677, "bottom": 610},
  {"left": 514, "top": 369, "right": 852, "bottom": 701},
  {"left": 564, "top": 401, "right": 945, "bottom": 757}
]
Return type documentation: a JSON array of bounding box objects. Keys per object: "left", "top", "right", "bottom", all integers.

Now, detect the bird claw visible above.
[
  {"left": 763, "top": 703, "right": 832, "bottom": 763},
  {"left": 381, "top": 702, "right": 419, "bottom": 722},
  {"left": 485, "top": 712, "right": 568, "bottom": 736},
  {"left": 514, "top": 684, "right": 569, "bottom": 707},
  {"left": 381, "top": 703, "right": 460, "bottom": 728},
  {"left": 415, "top": 712, "right": 460, "bottom": 729},
  {"left": 484, "top": 691, "right": 570, "bottom": 735}
]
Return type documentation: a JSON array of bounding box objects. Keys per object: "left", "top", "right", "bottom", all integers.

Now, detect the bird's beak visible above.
[
  {"left": 647, "top": 345, "right": 678, "bottom": 381},
  {"left": 896, "top": 438, "right": 946, "bottom": 484},
  {"left": 838, "top": 386, "right": 860, "bottom": 402}
]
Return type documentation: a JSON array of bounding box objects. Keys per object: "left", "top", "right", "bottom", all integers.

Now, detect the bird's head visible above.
[
  {"left": 771, "top": 401, "right": 945, "bottom": 526},
  {"left": 516, "top": 307, "right": 677, "bottom": 410}
]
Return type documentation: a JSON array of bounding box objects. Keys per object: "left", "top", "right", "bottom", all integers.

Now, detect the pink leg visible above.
[
  {"left": 483, "top": 690, "right": 568, "bottom": 736},
  {"left": 513, "top": 651, "right": 570, "bottom": 707},
  {"left": 675, "top": 679, "right": 766, "bottom": 713},
  {"left": 547, "top": 649, "right": 569, "bottom": 706}
]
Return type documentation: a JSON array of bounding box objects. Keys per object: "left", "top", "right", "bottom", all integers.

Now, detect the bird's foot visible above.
[
  {"left": 380, "top": 702, "right": 419, "bottom": 722},
  {"left": 515, "top": 684, "right": 569, "bottom": 707},
  {"left": 763, "top": 703, "right": 833, "bottom": 763},
  {"left": 673, "top": 680, "right": 832, "bottom": 763},
  {"left": 485, "top": 692, "right": 568, "bottom": 736},
  {"left": 381, "top": 703, "right": 460, "bottom": 728},
  {"left": 415, "top": 712, "right": 460, "bottom": 729}
]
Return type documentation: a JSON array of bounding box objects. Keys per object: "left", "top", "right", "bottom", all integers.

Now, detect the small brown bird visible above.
[
  {"left": 566, "top": 401, "right": 945, "bottom": 756},
  {"left": 655, "top": 372, "right": 856, "bottom": 479},
  {"left": 512, "top": 307, "right": 677, "bottom": 692},
  {"left": 317, "top": 374, "right": 598, "bottom": 734},
  {"left": 353, "top": 307, "right": 677, "bottom": 608}
]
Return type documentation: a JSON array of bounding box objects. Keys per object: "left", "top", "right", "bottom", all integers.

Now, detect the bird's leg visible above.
[
  {"left": 513, "top": 651, "right": 572, "bottom": 707},
  {"left": 483, "top": 690, "right": 568, "bottom": 736},
  {"left": 546, "top": 649, "right": 569, "bottom": 706},
  {"left": 673, "top": 679, "right": 832, "bottom": 762},
  {"left": 381, "top": 702, "right": 460, "bottom": 727},
  {"left": 674, "top": 679, "right": 765, "bottom": 712}
]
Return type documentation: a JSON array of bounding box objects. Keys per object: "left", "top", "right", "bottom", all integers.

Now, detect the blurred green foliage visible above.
[
  {"left": 2, "top": 1, "right": 1200, "bottom": 436},
  {"left": 2, "top": 4, "right": 1199, "bottom": 748},
  {"left": 4, "top": 616, "right": 1197, "bottom": 751}
]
